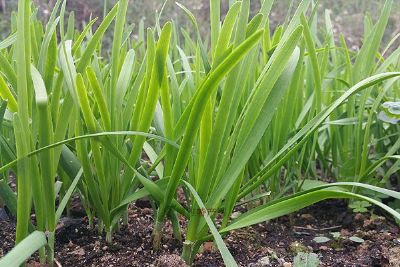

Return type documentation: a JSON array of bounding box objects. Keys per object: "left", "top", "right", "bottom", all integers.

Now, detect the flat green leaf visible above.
[
  {"left": 240, "top": 72, "right": 400, "bottom": 198},
  {"left": 293, "top": 252, "right": 320, "bottom": 267},
  {"left": 0, "top": 131, "right": 179, "bottom": 174},
  {"left": 0, "top": 231, "right": 47, "bottom": 267},
  {"left": 0, "top": 74, "right": 17, "bottom": 112},
  {"left": 349, "top": 236, "right": 364, "bottom": 243},
  {"left": 209, "top": 29, "right": 302, "bottom": 208},
  {"left": 223, "top": 188, "right": 400, "bottom": 233},
  {"left": 30, "top": 65, "right": 48, "bottom": 106},
  {"left": 183, "top": 181, "right": 238, "bottom": 267},
  {"left": 76, "top": 3, "right": 119, "bottom": 72},
  {"left": 55, "top": 168, "right": 83, "bottom": 223},
  {"left": 313, "top": 236, "right": 331, "bottom": 243},
  {"left": 0, "top": 33, "right": 17, "bottom": 50}
]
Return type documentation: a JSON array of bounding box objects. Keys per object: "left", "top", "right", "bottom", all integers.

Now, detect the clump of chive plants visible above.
[{"left": 0, "top": 0, "right": 399, "bottom": 266}]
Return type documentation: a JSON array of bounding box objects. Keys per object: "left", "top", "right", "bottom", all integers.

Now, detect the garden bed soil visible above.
[{"left": 0, "top": 199, "right": 399, "bottom": 266}]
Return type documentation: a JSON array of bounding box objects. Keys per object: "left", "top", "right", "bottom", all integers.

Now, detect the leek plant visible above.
[{"left": 0, "top": 0, "right": 399, "bottom": 266}]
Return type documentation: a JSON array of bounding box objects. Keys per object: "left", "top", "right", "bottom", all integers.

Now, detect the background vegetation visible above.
[
  {"left": 0, "top": 0, "right": 399, "bottom": 266},
  {"left": 1, "top": 0, "right": 399, "bottom": 49}
]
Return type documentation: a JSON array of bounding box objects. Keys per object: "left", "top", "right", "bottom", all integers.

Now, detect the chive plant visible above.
[
  {"left": 245, "top": 0, "right": 400, "bottom": 197},
  {"left": 151, "top": 0, "right": 400, "bottom": 263},
  {"left": 0, "top": 0, "right": 399, "bottom": 266}
]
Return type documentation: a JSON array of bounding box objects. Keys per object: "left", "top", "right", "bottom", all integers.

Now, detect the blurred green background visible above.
[{"left": 1, "top": 0, "right": 399, "bottom": 50}]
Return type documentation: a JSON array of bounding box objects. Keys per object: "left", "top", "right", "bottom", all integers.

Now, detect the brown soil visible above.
[{"left": 1, "top": 199, "right": 399, "bottom": 267}]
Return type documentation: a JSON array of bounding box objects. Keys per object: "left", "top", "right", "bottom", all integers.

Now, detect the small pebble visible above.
[
  {"left": 300, "top": 214, "right": 314, "bottom": 220},
  {"left": 231, "top": 211, "right": 241, "bottom": 219},
  {"left": 258, "top": 256, "right": 270, "bottom": 266},
  {"left": 319, "top": 246, "right": 329, "bottom": 251},
  {"left": 354, "top": 213, "right": 364, "bottom": 221},
  {"left": 277, "top": 258, "right": 286, "bottom": 265}
]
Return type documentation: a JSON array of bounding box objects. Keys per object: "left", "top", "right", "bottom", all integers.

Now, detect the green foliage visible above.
[
  {"left": 293, "top": 252, "right": 320, "bottom": 267},
  {"left": 379, "top": 101, "right": 400, "bottom": 124},
  {"left": 0, "top": 231, "right": 47, "bottom": 267},
  {"left": 349, "top": 200, "right": 372, "bottom": 213},
  {"left": 349, "top": 236, "right": 365, "bottom": 243},
  {"left": 0, "top": 0, "right": 400, "bottom": 266}
]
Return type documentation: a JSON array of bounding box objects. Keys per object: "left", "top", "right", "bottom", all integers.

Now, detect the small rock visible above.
[
  {"left": 300, "top": 214, "right": 314, "bottom": 220},
  {"left": 249, "top": 256, "right": 270, "bottom": 267},
  {"left": 258, "top": 256, "right": 270, "bottom": 266},
  {"left": 142, "top": 208, "right": 152, "bottom": 214},
  {"left": 102, "top": 246, "right": 108, "bottom": 251},
  {"left": 231, "top": 211, "right": 241, "bottom": 219},
  {"left": 357, "top": 241, "right": 370, "bottom": 254},
  {"left": 354, "top": 213, "right": 365, "bottom": 221},
  {"left": 277, "top": 258, "right": 286, "bottom": 265},
  {"left": 203, "top": 241, "right": 214, "bottom": 252},
  {"left": 340, "top": 229, "right": 350, "bottom": 237},
  {"left": 319, "top": 246, "right": 329, "bottom": 251}
]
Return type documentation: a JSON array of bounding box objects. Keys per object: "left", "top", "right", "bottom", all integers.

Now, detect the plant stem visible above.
[
  {"left": 88, "top": 216, "right": 94, "bottom": 229},
  {"left": 123, "top": 209, "right": 129, "bottom": 225},
  {"left": 38, "top": 247, "right": 46, "bottom": 264},
  {"left": 98, "top": 220, "right": 104, "bottom": 235},
  {"left": 181, "top": 241, "right": 193, "bottom": 264},
  {"left": 152, "top": 219, "right": 163, "bottom": 250},
  {"left": 106, "top": 230, "right": 112, "bottom": 244},
  {"left": 47, "top": 231, "right": 55, "bottom": 267}
]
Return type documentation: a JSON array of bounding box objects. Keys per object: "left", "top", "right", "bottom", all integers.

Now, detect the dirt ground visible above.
[{"left": 1, "top": 198, "right": 399, "bottom": 267}]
